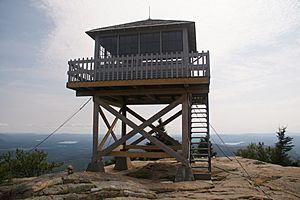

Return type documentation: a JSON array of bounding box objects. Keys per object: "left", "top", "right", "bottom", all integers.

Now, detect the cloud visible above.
[
  {"left": 22, "top": 0, "right": 300, "bottom": 134},
  {"left": 0, "top": 123, "right": 8, "bottom": 128}
]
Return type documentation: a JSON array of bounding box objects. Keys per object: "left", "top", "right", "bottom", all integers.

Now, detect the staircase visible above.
[{"left": 190, "top": 94, "right": 211, "bottom": 180}]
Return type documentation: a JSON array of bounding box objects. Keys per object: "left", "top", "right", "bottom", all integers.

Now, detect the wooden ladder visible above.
[{"left": 189, "top": 94, "right": 211, "bottom": 179}]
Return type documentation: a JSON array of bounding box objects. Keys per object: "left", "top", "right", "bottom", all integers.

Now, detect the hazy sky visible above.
[{"left": 0, "top": 0, "right": 299, "bottom": 135}]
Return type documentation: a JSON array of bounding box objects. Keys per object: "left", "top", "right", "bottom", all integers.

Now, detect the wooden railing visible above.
[{"left": 67, "top": 51, "right": 210, "bottom": 82}]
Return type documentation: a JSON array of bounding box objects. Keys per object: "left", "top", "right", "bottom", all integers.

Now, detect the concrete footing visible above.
[
  {"left": 86, "top": 159, "right": 105, "bottom": 172},
  {"left": 114, "top": 157, "right": 132, "bottom": 171},
  {"left": 174, "top": 164, "right": 195, "bottom": 182}
]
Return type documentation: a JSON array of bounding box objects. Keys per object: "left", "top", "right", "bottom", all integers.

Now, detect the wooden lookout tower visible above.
[{"left": 67, "top": 19, "right": 211, "bottom": 181}]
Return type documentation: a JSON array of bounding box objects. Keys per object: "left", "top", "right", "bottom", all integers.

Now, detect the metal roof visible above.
[
  {"left": 86, "top": 19, "right": 195, "bottom": 37},
  {"left": 86, "top": 19, "right": 197, "bottom": 52}
]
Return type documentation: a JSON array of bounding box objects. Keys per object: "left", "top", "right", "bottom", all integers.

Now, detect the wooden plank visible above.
[
  {"left": 98, "top": 107, "right": 121, "bottom": 141},
  {"left": 126, "top": 107, "right": 181, "bottom": 146},
  {"left": 95, "top": 96, "right": 187, "bottom": 165},
  {"left": 107, "top": 151, "right": 171, "bottom": 158},
  {"left": 76, "top": 85, "right": 209, "bottom": 97},
  {"left": 97, "top": 116, "right": 118, "bottom": 150},
  {"left": 67, "top": 77, "right": 210, "bottom": 89},
  {"left": 130, "top": 110, "right": 181, "bottom": 145},
  {"left": 92, "top": 97, "right": 99, "bottom": 162},
  {"left": 182, "top": 93, "right": 190, "bottom": 160},
  {"left": 124, "top": 145, "right": 181, "bottom": 151}
]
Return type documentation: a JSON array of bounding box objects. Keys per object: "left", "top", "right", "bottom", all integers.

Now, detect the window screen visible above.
[
  {"left": 119, "top": 34, "right": 138, "bottom": 56},
  {"left": 99, "top": 36, "right": 117, "bottom": 56},
  {"left": 162, "top": 31, "right": 183, "bottom": 53},
  {"left": 140, "top": 32, "right": 160, "bottom": 54}
]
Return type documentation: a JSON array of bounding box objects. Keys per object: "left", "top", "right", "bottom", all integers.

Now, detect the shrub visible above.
[{"left": 0, "top": 149, "right": 63, "bottom": 182}]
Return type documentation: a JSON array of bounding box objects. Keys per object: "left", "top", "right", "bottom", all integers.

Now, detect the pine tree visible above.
[
  {"left": 271, "top": 127, "right": 294, "bottom": 166},
  {"left": 146, "top": 118, "right": 173, "bottom": 152}
]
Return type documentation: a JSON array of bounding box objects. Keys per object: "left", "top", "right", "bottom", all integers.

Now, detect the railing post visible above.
[{"left": 207, "top": 51, "right": 210, "bottom": 77}]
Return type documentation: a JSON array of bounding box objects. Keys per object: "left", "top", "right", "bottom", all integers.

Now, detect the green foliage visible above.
[
  {"left": 271, "top": 127, "right": 294, "bottom": 166},
  {"left": 197, "top": 136, "right": 216, "bottom": 157},
  {"left": 236, "top": 127, "right": 297, "bottom": 166},
  {"left": 236, "top": 142, "right": 273, "bottom": 163},
  {"left": 146, "top": 118, "right": 173, "bottom": 152},
  {"left": 0, "top": 149, "right": 63, "bottom": 182}
]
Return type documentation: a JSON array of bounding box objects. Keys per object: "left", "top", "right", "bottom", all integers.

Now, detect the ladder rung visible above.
[
  {"left": 191, "top": 148, "right": 208, "bottom": 150},
  {"left": 191, "top": 153, "right": 209, "bottom": 157},
  {"left": 191, "top": 159, "right": 209, "bottom": 162},
  {"left": 191, "top": 136, "right": 207, "bottom": 139},
  {"left": 191, "top": 166, "right": 209, "bottom": 169},
  {"left": 191, "top": 131, "right": 207, "bottom": 133}
]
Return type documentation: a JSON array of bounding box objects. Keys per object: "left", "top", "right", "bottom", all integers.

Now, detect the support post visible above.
[
  {"left": 181, "top": 93, "right": 190, "bottom": 160},
  {"left": 87, "top": 96, "right": 104, "bottom": 172},
  {"left": 175, "top": 93, "right": 194, "bottom": 181},
  {"left": 114, "top": 103, "right": 131, "bottom": 171}
]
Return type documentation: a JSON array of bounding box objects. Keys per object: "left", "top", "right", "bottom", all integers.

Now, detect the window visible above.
[
  {"left": 140, "top": 32, "right": 160, "bottom": 54},
  {"left": 119, "top": 34, "right": 138, "bottom": 56},
  {"left": 162, "top": 31, "right": 183, "bottom": 53},
  {"left": 99, "top": 36, "right": 117, "bottom": 57}
]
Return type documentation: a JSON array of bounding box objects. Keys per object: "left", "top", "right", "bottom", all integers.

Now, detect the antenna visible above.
[{"left": 148, "top": 6, "right": 151, "bottom": 19}]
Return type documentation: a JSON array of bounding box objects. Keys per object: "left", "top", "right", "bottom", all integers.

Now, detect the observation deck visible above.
[{"left": 67, "top": 51, "right": 210, "bottom": 104}]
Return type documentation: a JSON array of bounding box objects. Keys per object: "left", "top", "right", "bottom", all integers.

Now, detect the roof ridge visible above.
[{"left": 86, "top": 18, "right": 194, "bottom": 34}]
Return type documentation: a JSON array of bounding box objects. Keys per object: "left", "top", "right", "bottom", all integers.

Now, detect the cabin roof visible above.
[{"left": 86, "top": 18, "right": 197, "bottom": 52}]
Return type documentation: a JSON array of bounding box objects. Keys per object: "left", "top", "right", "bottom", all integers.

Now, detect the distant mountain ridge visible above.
[{"left": 0, "top": 133, "right": 299, "bottom": 170}]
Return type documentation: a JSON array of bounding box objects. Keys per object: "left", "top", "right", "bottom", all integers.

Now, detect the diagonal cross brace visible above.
[
  {"left": 95, "top": 96, "right": 188, "bottom": 165},
  {"left": 127, "top": 107, "right": 181, "bottom": 146}
]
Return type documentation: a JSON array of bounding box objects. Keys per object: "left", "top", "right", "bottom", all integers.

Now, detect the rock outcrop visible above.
[{"left": 1, "top": 157, "right": 300, "bottom": 199}]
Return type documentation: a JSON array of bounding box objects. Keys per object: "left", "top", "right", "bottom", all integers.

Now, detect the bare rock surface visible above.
[{"left": 0, "top": 157, "right": 299, "bottom": 199}]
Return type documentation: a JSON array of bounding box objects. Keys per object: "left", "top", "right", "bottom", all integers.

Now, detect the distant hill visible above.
[{"left": 0, "top": 133, "right": 299, "bottom": 171}]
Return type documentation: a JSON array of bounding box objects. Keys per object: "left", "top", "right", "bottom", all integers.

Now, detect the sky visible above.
[{"left": 0, "top": 0, "right": 299, "bottom": 136}]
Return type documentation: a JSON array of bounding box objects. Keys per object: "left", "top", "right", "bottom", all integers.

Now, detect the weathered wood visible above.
[
  {"left": 97, "top": 116, "right": 118, "bottom": 151},
  {"left": 76, "top": 85, "right": 209, "bottom": 96},
  {"left": 107, "top": 151, "right": 171, "bottom": 158},
  {"left": 67, "top": 52, "right": 209, "bottom": 83},
  {"left": 92, "top": 97, "right": 99, "bottom": 162},
  {"left": 126, "top": 107, "right": 181, "bottom": 146},
  {"left": 124, "top": 145, "right": 181, "bottom": 151},
  {"left": 95, "top": 96, "right": 188, "bottom": 165},
  {"left": 121, "top": 104, "right": 127, "bottom": 147},
  {"left": 68, "top": 77, "right": 210, "bottom": 89},
  {"left": 98, "top": 107, "right": 121, "bottom": 142},
  {"left": 182, "top": 93, "right": 190, "bottom": 160}
]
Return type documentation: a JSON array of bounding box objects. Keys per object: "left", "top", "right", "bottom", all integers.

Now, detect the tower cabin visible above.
[{"left": 67, "top": 19, "right": 211, "bottom": 181}]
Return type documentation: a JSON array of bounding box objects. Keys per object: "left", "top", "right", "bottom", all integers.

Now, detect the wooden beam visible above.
[
  {"left": 124, "top": 145, "right": 181, "bottom": 151},
  {"left": 95, "top": 96, "right": 188, "bottom": 165},
  {"left": 92, "top": 97, "right": 99, "bottom": 162},
  {"left": 76, "top": 85, "right": 209, "bottom": 96},
  {"left": 127, "top": 107, "right": 181, "bottom": 146},
  {"left": 95, "top": 96, "right": 183, "bottom": 156},
  {"left": 68, "top": 77, "right": 210, "bottom": 89},
  {"left": 107, "top": 151, "right": 171, "bottom": 158},
  {"left": 97, "top": 116, "right": 118, "bottom": 151},
  {"left": 98, "top": 107, "right": 120, "bottom": 142},
  {"left": 182, "top": 93, "right": 190, "bottom": 160}
]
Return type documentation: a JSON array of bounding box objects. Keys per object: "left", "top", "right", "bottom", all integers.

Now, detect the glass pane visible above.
[
  {"left": 140, "top": 32, "right": 160, "bottom": 54},
  {"left": 162, "top": 30, "right": 183, "bottom": 53},
  {"left": 99, "top": 36, "right": 117, "bottom": 56},
  {"left": 119, "top": 34, "right": 138, "bottom": 56}
]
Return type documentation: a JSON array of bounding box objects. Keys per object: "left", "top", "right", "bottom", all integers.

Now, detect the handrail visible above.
[{"left": 67, "top": 51, "right": 210, "bottom": 82}]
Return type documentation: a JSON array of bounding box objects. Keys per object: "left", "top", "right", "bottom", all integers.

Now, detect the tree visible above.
[
  {"left": 146, "top": 118, "right": 174, "bottom": 152},
  {"left": 236, "top": 127, "right": 295, "bottom": 166},
  {"left": 236, "top": 142, "right": 273, "bottom": 163},
  {"left": 0, "top": 149, "right": 63, "bottom": 182},
  {"left": 197, "top": 136, "right": 216, "bottom": 157},
  {"left": 271, "top": 127, "right": 294, "bottom": 166}
]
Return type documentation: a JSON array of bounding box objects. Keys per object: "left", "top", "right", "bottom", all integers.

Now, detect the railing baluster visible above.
[{"left": 67, "top": 51, "right": 210, "bottom": 83}]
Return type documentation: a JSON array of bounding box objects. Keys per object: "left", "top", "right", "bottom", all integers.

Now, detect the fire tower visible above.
[{"left": 67, "top": 19, "right": 211, "bottom": 181}]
